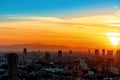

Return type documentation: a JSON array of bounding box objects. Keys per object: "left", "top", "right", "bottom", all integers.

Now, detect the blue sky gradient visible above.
[{"left": 0, "top": 0, "right": 117, "bottom": 17}]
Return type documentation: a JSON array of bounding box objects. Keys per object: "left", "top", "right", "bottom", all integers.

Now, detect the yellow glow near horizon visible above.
[
  {"left": 106, "top": 32, "right": 120, "bottom": 46},
  {"left": 109, "top": 37, "right": 119, "bottom": 46}
]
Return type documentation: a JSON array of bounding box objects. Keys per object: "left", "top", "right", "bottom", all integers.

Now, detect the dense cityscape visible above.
[
  {"left": 1, "top": 0, "right": 120, "bottom": 80},
  {"left": 0, "top": 48, "right": 120, "bottom": 80}
]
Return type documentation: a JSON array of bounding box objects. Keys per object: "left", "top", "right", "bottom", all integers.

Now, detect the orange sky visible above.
[{"left": 0, "top": 14, "right": 120, "bottom": 50}]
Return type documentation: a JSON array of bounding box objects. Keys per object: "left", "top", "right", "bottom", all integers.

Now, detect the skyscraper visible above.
[
  {"left": 116, "top": 50, "right": 120, "bottom": 58},
  {"left": 107, "top": 50, "right": 113, "bottom": 57},
  {"left": 58, "top": 50, "right": 62, "bottom": 58},
  {"left": 45, "top": 51, "right": 51, "bottom": 61},
  {"left": 95, "top": 49, "right": 99, "bottom": 56},
  {"left": 69, "top": 50, "right": 72, "bottom": 54},
  {"left": 23, "top": 48, "right": 27, "bottom": 60},
  {"left": 6, "top": 53, "right": 18, "bottom": 80},
  {"left": 115, "top": 50, "right": 120, "bottom": 65},
  {"left": 23, "top": 48, "right": 27, "bottom": 55},
  {"left": 102, "top": 49, "right": 105, "bottom": 56}
]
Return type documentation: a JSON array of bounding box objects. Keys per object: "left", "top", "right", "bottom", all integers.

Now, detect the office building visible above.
[
  {"left": 95, "top": 49, "right": 99, "bottom": 56},
  {"left": 45, "top": 51, "right": 51, "bottom": 60},
  {"left": 6, "top": 53, "right": 18, "bottom": 80},
  {"left": 58, "top": 50, "right": 62, "bottom": 58},
  {"left": 102, "top": 49, "right": 105, "bottom": 56}
]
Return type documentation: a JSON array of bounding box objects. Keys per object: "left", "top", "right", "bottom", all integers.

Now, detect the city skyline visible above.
[{"left": 0, "top": 0, "right": 120, "bottom": 50}]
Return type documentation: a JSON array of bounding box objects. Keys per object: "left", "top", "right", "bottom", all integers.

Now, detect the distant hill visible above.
[{"left": 0, "top": 43, "right": 72, "bottom": 51}]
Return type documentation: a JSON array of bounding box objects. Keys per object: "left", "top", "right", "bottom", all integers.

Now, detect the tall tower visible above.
[
  {"left": 6, "top": 53, "right": 18, "bottom": 80},
  {"left": 69, "top": 50, "right": 72, "bottom": 54},
  {"left": 45, "top": 51, "right": 51, "bottom": 61},
  {"left": 23, "top": 48, "right": 27, "bottom": 59},
  {"left": 102, "top": 49, "right": 105, "bottom": 56},
  {"left": 95, "top": 49, "right": 99, "bottom": 56},
  {"left": 58, "top": 50, "right": 62, "bottom": 59},
  {"left": 23, "top": 48, "right": 27, "bottom": 55}
]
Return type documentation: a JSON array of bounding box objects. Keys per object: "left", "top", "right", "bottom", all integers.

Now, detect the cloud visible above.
[
  {"left": 0, "top": 14, "right": 120, "bottom": 32},
  {"left": 0, "top": 15, "right": 65, "bottom": 22},
  {"left": 0, "top": 14, "right": 118, "bottom": 26},
  {"left": 0, "top": 14, "right": 120, "bottom": 33}
]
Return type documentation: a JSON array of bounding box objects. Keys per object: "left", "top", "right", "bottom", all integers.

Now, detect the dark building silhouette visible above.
[
  {"left": 102, "top": 49, "right": 105, "bottom": 56},
  {"left": 45, "top": 51, "right": 51, "bottom": 60},
  {"left": 6, "top": 53, "right": 18, "bottom": 80},
  {"left": 58, "top": 50, "right": 62, "bottom": 58},
  {"left": 116, "top": 50, "right": 120, "bottom": 58},
  {"left": 23, "top": 48, "right": 27, "bottom": 60},
  {"left": 116, "top": 50, "right": 120, "bottom": 65},
  {"left": 23, "top": 48, "right": 27, "bottom": 56},
  {"left": 69, "top": 50, "right": 72, "bottom": 54},
  {"left": 106, "top": 50, "right": 114, "bottom": 67},
  {"left": 107, "top": 50, "right": 113, "bottom": 57},
  {"left": 95, "top": 49, "right": 99, "bottom": 56}
]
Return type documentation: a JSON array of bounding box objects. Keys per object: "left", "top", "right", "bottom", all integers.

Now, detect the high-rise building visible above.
[
  {"left": 106, "top": 50, "right": 114, "bottom": 67},
  {"left": 23, "top": 48, "right": 27, "bottom": 60},
  {"left": 102, "top": 49, "right": 105, "bottom": 56},
  {"left": 6, "top": 53, "right": 18, "bottom": 80},
  {"left": 107, "top": 50, "right": 113, "bottom": 57},
  {"left": 95, "top": 49, "right": 99, "bottom": 56},
  {"left": 58, "top": 50, "right": 62, "bottom": 58},
  {"left": 45, "top": 51, "right": 51, "bottom": 60},
  {"left": 116, "top": 50, "right": 120, "bottom": 58},
  {"left": 23, "top": 48, "right": 27, "bottom": 55},
  {"left": 69, "top": 50, "right": 72, "bottom": 54},
  {"left": 115, "top": 50, "right": 120, "bottom": 65}
]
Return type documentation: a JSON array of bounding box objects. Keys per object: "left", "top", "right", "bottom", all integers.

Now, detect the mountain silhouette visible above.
[{"left": 0, "top": 43, "right": 71, "bottom": 51}]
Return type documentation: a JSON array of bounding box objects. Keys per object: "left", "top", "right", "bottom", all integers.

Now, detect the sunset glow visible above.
[
  {"left": 0, "top": 15, "right": 120, "bottom": 49},
  {"left": 1, "top": 0, "right": 120, "bottom": 79},
  {"left": 109, "top": 37, "right": 119, "bottom": 46},
  {"left": 0, "top": 0, "right": 120, "bottom": 50},
  {"left": 106, "top": 32, "right": 120, "bottom": 46}
]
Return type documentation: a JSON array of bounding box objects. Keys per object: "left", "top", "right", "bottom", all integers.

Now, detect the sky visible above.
[
  {"left": 0, "top": 0, "right": 116, "bottom": 17},
  {"left": 0, "top": 0, "right": 120, "bottom": 50}
]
